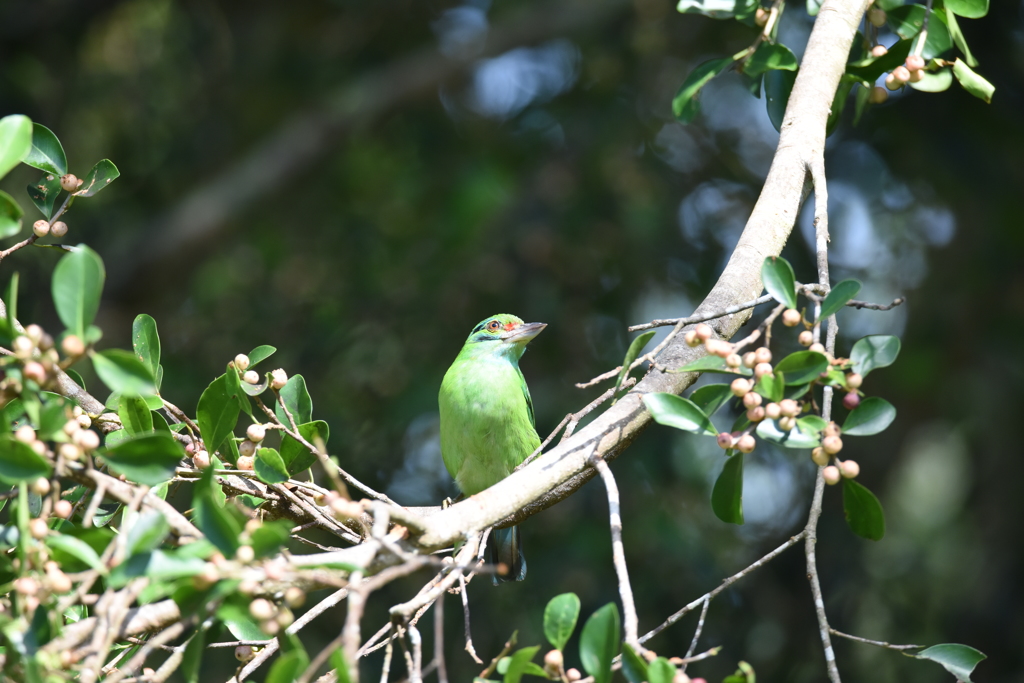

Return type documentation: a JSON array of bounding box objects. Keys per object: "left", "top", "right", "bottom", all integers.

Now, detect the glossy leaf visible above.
[
  {"left": 690, "top": 383, "right": 733, "bottom": 416},
  {"left": 125, "top": 510, "right": 170, "bottom": 556},
  {"left": 846, "top": 39, "right": 913, "bottom": 83},
  {"left": 250, "top": 520, "right": 292, "bottom": 558},
  {"left": 93, "top": 350, "right": 156, "bottom": 396},
  {"left": 247, "top": 344, "right": 277, "bottom": 366},
  {"left": 0, "top": 114, "right": 32, "bottom": 180},
  {"left": 888, "top": 5, "right": 952, "bottom": 60},
  {"left": 621, "top": 644, "right": 648, "bottom": 683},
  {"left": 255, "top": 447, "right": 289, "bottom": 484},
  {"left": 762, "top": 256, "right": 797, "bottom": 309},
  {"left": 197, "top": 374, "right": 240, "bottom": 454},
  {"left": 843, "top": 397, "right": 896, "bottom": 436},
  {"left": 765, "top": 68, "right": 797, "bottom": 131},
  {"left": 912, "top": 643, "right": 986, "bottom": 682},
  {"left": 945, "top": 10, "right": 977, "bottom": 67},
  {"left": 579, "top": 603, "right": 620, "bottom": 683},
  {"left": 756, "top": 415, "right": 823, "bottom": 449},
  {"left": 0, "top": 190, "right": 24, "bottom": 239},
  {"left": 644, "top": 393, "right": 717, "bottom": 435},
  {"left": 826, "top": 77, "right": 855, "bottom": 137},
  {"left": 45, "top": 534, "right": 105, "bottom": 573},
  {"left": 910, "top": 67, "right": 954, "bottom": 92},
  {"left": 754, "top": 370, "right": 785, "bottom": 403},
  {"left": 0, "top": 435, "right": 52, "bottom": 483},
  {"left": 118, "top": 395, "right": 154, "bottom": 436},
  {"left": 52, "top": 244, "right": 105, "bottom": 340},
  {"left": 774, "top": 351, "right": 828, "bottom": 385},
  {"left": 26, "top": 173, "right": 61, "bottom": 220},
  {"left": 744, "top": 43, "right": 798, "bottom": 79},
  {"left": 842, "top": 478, "right": 885, "bottom": 540},
  {"left": 193, "top": 466, "right": 241, "bottom": 556},
  {"left": 544, "top": 592, "right": 581, "bottom": 651},
  {"left": 280, "top": 420, "right": 329, "bottom": 474},
  {"left": 673, "top": 58, "right": 732, "bottom": 123},
  {"left": 5, "top": 272, "right": 18, "bottom": 331},
  {"left": 267, "top": 651, "right": 308, "bottom": 683},
  {"left": 851, "top": 335, "right": 901, "bottom": 376},
  {"left": 616, "top": 330, "right": 655, "bottom": 391},
  {"left": 102, "top": 433, "right": 183, "bottom": 486},
  {"left": 181, "top": 623, "right": 209, "bottom": 683},
  {"left": 276, "top": 374, "right": 313, "bottom": 425},
  {"left": 712, "top": 452, "right": 744, "bottom": 524},
  {"left": 953, "top": 58, "right": 994, "bottom": 103},
  {"left": 132, "top": 314, "right": 161, "bottom": 388},
  {"left": 677, "top": 355, "right": 750, "bottom": 375},
  {"left": 217, "top": 600, "right": 267, "bottom": 641},
  {"left": 647, "top": 658, "right": 678, "bottom": 683},
  {"left": 23, "top": 123, "right": 67, "bottom": 176},
  {"left": 944, "top": 0, "right": 988, "bottom": 18},
  {"left": 74, "top": 159, "right": 119, "bottom": 197},
  {"left": 819, "top": 279, "right": 862, "bottom": 318},
  {"left": 331, "top": 647, "right": 353, "bottom": 683},
  {"left": 503, "top": 645, "right": 541, "bottom": 683},
  {"left": 676, "top": 0, "right": 756, "bottom": 18}
]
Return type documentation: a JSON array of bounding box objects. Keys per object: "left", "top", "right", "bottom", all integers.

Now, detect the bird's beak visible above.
[{"left": 503, "top": 322, "right": 547, "bottom": 344}]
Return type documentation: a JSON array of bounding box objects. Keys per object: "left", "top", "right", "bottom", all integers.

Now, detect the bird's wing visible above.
[{"left": 517, "top": 366, "right": 535, "bottom": 428}]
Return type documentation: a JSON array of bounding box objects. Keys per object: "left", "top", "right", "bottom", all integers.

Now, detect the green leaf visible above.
[
  {"left": 744, "top": 43, "right": 798, "bottom": 79},
  {"left": 676, "top": 0, "right": 756, "bottom": 18},
  {"left": 193, "top": 466, "right": 241, "bottom": 556},
  {"left": 74, "top": 159, "right": 119, "bottom": 197},
  {"left": 826, "top": 77, "right": 855, "bottom": 137},
  {"left": 644, "top": 393, "right": 717, "bottom": 436},
  {"left": 26, "top": 173, "right": 61, "bottom": 220},
  {"left": 250, "top": 520, "right": 292, "bottom": 558},
  {"left": 912, "top": 643, "right": 986, "bottom": 682},
  {"left": 280, "top": 420, "right": 329, "bottom": 474},
  {"left": 647, "top": 658, "right": 678, "bottom": 683},
  {"left": 819, "top": 279, "right": 861, "bottom": 318},
  {"left": 851, "top": 335, "right": 900, "bottom": 376},
  {"left": 621, "top": 644, "right": 649, "bottom": 683},
  {"left": 673, "top": 58, "right": 733, "bottom": 123},
  {"left": 910, "top": 67, "right": 954, "bottom": 92},
  {"left": 132, "top": 314, "right": 161, "bottom": 388},
  {"left": 712, "top": 452, "right": 744, "bottom": 524},
  {"left": 0, "top": 190, "right": 24, "bottom": 239},
  {"left": 5, "top": 272, "right": 18, "bottom": 334},
  {"left": 689, "top": 383, "right": 734, "bottom": 416},
  {"left": 331, "top": 647, "right": 353, "bottom": 683},
  {"left": 503, "top": 645, "right": 541, "bottom": 683},
  {"left": 846, "top": 39, "right": 913, "bottom": 83},
  {"left": 756, "top": 415, "right": 823, "bottom": 449},
  {"left": 0, "top": 435, "right": 52, "bottom": 483},
  {"left": 276, "top": 374, "right": 312, "bottom": 425},
  {"left": 842, "top": 478, "right": 885, "bottom": 540},
  {"left": 579, "top": 603, "right": 620, "bottom": 683},
  {"left": 754, "top": 370, "right": 785, "bottom": 403},
  {"left": 616, "top": 331, "right": 655, "bottom": 392},
  {"left": 239, "top": 371, "right": 269, "bottom": 397},
  {"left": 118, "top": 395, "right": 154, "bottom": 436},
  {"left": 773, "top": 351, "right": 828, "bottom": 386},
  {"left": 544, "top": 593, "right": 581, "bottom": 651},
  {"left": 944, "top": 10, "right": 977, "bottom": 66},
  {"left": 101, "top": 433, "right": 183, "bottom": 486},
  {"left": 761, "top": 257, "right": 797, "bottom": 309},
  {"left": 842, "top": 397, "right": 896, "bottom": 436},
  {"left": 44, "top": 534, "right": 105, "bottom": 573},
  {"left": 52, "top": 244, "right": 105, "bottom": 340},
  {"left": 765, "top": 68, "right": 797, "bottom": 132},
  {"left": 197, "top": 374, "right": 241, "bottom": 454},
  {"left": 247, "top": 344, "right": 277, "bottom": 366},
  {"left": 125, "top": 510, "right": 170, "bottom": 556},
  {"left": 888, "top": 5, "right": 953, "bottom": 60},
  {"left": 944, "top": 0, "right": 988, "bottom": 18},
  {"left": 255, "top": 447, "right": 289, "bottom": 484},
  {"left": 23, "top": 123, "right": 67, "bottom": 176},
  {"left": 181, "top": 623, "right": 209, "bottom": 683},
  {"left": 92, "top": 349, "right": 156, "bottom": 396},
  {"left": 0, "top": 114, "right": 32, "bottom": 180},
  {"left": 677, "top": 355, "right": 751, "bottom": 375},
  {"left": 723, "top": 661, "right": 756, "bottom": 683},
  {"left": 952, "top": 58, "right": 994, "bottom": 103},
  {"left": 267, "top": 651, "right": 308, "bottom": 683}
]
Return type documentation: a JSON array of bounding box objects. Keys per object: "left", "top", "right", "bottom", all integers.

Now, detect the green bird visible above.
[{"left": 439, "top": 313, "right": 546, "bottom": 583}]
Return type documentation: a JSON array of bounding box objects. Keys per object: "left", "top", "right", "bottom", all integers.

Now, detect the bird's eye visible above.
[{"left": 487, "top": 321, "right": 501, "bottom": 331}]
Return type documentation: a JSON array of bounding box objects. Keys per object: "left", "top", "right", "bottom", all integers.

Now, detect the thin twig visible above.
[
  {"left": 459, "top": 571, "right": 482, "bottom": 664},
  {"left": 846, "top": 297, "right": 904, "bottom": 311},
  {"left": 679, "top": 596, "right": 710, "bottom": 674},
  {"left": 829, "top": 629, "right": 922, "bottom": 651},
  {"left": 590, "top": 455, "right": 639, "bottom": 649},
  {"left": 434, "top": 592, "right": 448, "bottom": 683},
  {"left": 628, "top": 294, "right": 776, "bottom": 332}
]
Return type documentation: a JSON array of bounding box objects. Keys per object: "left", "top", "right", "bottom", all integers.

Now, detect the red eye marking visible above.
[{"left": 504, "top": 321, "right": 516, "bottom": 331}]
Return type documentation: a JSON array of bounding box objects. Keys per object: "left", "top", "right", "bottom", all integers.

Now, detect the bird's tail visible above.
[{"left": 490, "top": 525, "right": 526, "bottom": 584}]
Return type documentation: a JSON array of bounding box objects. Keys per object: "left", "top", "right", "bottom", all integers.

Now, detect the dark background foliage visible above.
[{"left": 1, "top": 0, "right": 1022, "bottom": 680}]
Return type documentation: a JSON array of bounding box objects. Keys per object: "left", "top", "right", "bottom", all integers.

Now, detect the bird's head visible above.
[{"left": 463, "top": 314, "right": 546, "bottom": 360}]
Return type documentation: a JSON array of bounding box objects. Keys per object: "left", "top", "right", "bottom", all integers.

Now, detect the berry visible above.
[
  {"left": 61, "top": 334, "right": 86, "bottom": 356},
  {"left": 778, "top": 399, "right": 799, "bottom": 417},
  {"left": 23, "top": 361, "right": 47, "bottom": 384},
  {"left": 909, "top": 68, "right": 924, "bottom": 83},
  {"left": 12, "top": 335, "right": 34, "bottom": 357},
  {"left": 193, "top": 450, "right": 211, "bottom": 469},
  {"left": 842, "top": 392, "right": 861, "bottom": 410},
  {"left": 754, "top": 347, "right": 772, "bottom": 364},
  {"left": 29, "top": 517, "right": 49, "bottom": 539},
  {"left": 25, "top": 324, "right": 43, "bottom": 342},
  {"left": 824, "top": 421, "right": 840, "bottom": 437},
  {"left": 237, "top": 455, "right": 255, "bottom": 471},
  {"left": 811, "top": 447, "right": 829, "bottom": 467},
  {"left": 77, "top": 414, "right": 92, "bottom": 429},
  {"left": 63, "top": 419, "right": 81, "bottom": 436},
  {"left": 58, "top": 443, "right": 82, "bottom": 461},
  {"left": 746, "top": 406, "right": 766, "bottom": 422},
  {"left": 823, "top": 465, "right": 842, "bottom": 485},
  {"left": 840, "top": 460, "right": 861, "bottom": 478},
  {"left": 284, "top": 586, "right": 306, "bottom": 608},
  {"left": 731, "top": 378, "right": 751, "bottom": 397},
  {"left": 869, "top": 86, "right": 889, "bottom": 104},
  {"left": 13, "top": 577, "right": 39, "bottom": 596},
  {"left": 73, "top": 429, "right": 100, "bottom": 451},
  {"left": 782, "top": 309, "right": 802, "bottom": 327},
  {"left": 716, "top": 433, "right": 734, "bottom": 450},
  {"left": 60, "top": 174, "right": 80, "bottom": 192},
  {"left": 50, "top": 220, "right": 68, "bottom": 237},
  {"left": 736, "top": 434, "right": 756, "bottom": 453},
  {"left": 868, "top": 7, "right": 887, "bottom": 27},
  {"left": 726, "top": 353, "right": 742, "bottom": 368},
  {"left": 778, "top": 416, "right": 796, "bottom": 431},
  {"left": 742, "top": 352, "right": 757, "bottom": 368},
  {"left": 705, "top": 339, "right": 730, "bottom": 358},
  {"left": 45, "top": 564, "right": 72, "bottom": 593},
  {"left": 242, "top": 370, "right": 260, "bottom": 384},
  {"left": 764, "top": 402, "right": 781, "bottom": 419},
  {"left": 238, "top": 440, "right": 257, "bottom": 458},
  {"left": 892, "top": 65, "right": 911, "bottom": 83},
  {"left": 567, "top": 669, "right": 582, "bottom": 682},
  {"left": 905, "top": 54, "right": 925, "bottom": 71},
  {"left": 798, "top": 330, "right": 814, "bottom": 346},
  {"left": 822, "top": 435, "right": 843, "bottom": 454},
  {"left": 271, "top": 368, "right": 288, "bottom": 390},
  {"left": 30, "top": 477, "right": 50, "bottom": 496},
  {"left": 684, "top": 330, "right": 699, "bottom": 347},
  {"left": 15, "top": 425, "right": 36, "bottom": 444},
  {"left": 275, "top": 607, "right": 294, "bottom": 628},
  {"left": 54, "top": 499, "right": 73, "bottom": 519},
  {"left": 695, "top": 323, "right": 713, "bottom": 341},
  {"left": 742, "top": 391, "right": 762, "bottom": 408},
  {"left": 236, "top": 545, "right": 255, "bottom": 563},
  {"left": 235, "top": 645, "right": 256, "bottom": 662},
  {"left": 246, "top": 423, "right": 266, "bottom": 442},
  {"left": 32, "top": 219, "right": 50, "bottom": 237},
  {"left": 885, "top": 73, "right": 901, "bottom": 91},
  {"left": 234, "top": 354, "right": 251, "bottom": 371},
  {"left": 870, "top": 44, "right": 888, "bottom": 57},
  {"left": 754, "top": 362, "right": 773, "bottom": 379},
  {"left": 249, "top": 598, "right": 276, "bottom": 621},
  {"left": 755, "top": 7, "right": 769, "bottom": 26},
  {"left": 544, "top": 649, "right": 564, "bottom": 672},
  {"left": 846, "top": 373, "right": 863, "bottom": 389},
  {"left": 809, "top": 342, "right": 826, "bottom": 354}
]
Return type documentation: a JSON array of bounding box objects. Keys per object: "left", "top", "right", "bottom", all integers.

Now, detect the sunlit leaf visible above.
[
  {"left": 910, "top": 67, "right": 954, "bottom": 92},
  {"left": 953, "top": 58, "right": 994, "bottom": 103},
  {"left": 756, "top": 415, "right": 823, "bottom": 449},
  {"left": 712, "top": 452, "right": 744, "bottom": 524},
  {"left": 250, "top": 520, "right": 292, "bottom": 558},
  {"left": 820, "top": 279, "right": 862, "bottom": 318},
  {"left": 255, "top": 447, "right": 289, "bottom": 484},
  {"left": 689, "top": 383, "right": 734, "bottom": 416},
  {"left": 579, "top": 603, "right": 620, "bottom": 683},
  {"left": 132, "top": 314, "right": 161, "bottom": 389},
  {"left": 280, "top": 420, "right": 329, "bottom": 474},
  {"left": 45, "top": 534, "right": 105, "bottom": 573},
  {"left": 193, "top": 466, "right": 241, "bottom": 556},
  {"left": 503, "top": 646, "right": 541, "bottom": 683},
  {"left": 23, "top": 123, "right": 67, "bottom": 176},
  {"left": 774, "top": 351, "right": 828, "bottom": 385},
  {"left": 842, "top": 478, "right": 885, "bottom": 540},
  {"left": 26, "top": 173, "right": 61, "bottom": 220},
  {"left": 911, "top": 643, "right": 986, "bottom": 682},
  {"left": 744, "top": 43, "right": 798, "bottom": 79},
  {"left": 0, "top": 190, "right": 24, "bottom": 239},
  {"left": 276, "top": 374, "right": 312, "bottom": 425},
  {"left": 247, "top": 344, "right": 277, "bottom": 366},
  {"left": 51, "top": 244, "right": 105, "bottom": 340},
  {"left": 647, "top": 658, "right": 678, "bottom": 683},
  {"left": 754, "top": 370, "right": 785, "bottom": 403},
  {"left": 0, "top": 435, "right": 52, "bottom": 483},
  {"left": 644, "top": 393, "right": 717, "bottom": 435},
  {"left": 616, "top": 331, "right": 655, "bottom": 392},
  {"left": 677, "top": 0, "right": 756, "bottom": 18},
  {"left": 851, "top": 335, "right": 900, "bottom": 376},
  {"left": 944, "top": 0, "right": 988, "bottom": 18},
  {"left": 544, "top": 593, "right": 581, "bottom": 651},
  {"left": 74, "top": 159, "right": 119, "bottom": 197},
  {"left": 125, "top": 510, "right": 170, "bottom": 556},
  {"left": 197, "top": 374, "right": 240, "bottom": 454},
  {"left": 888, "top": 5, "right": 953, "bottom": 60},
  {"left": 0, "top": 114, "right": 32, "bottom": 180},
  {"left": 101, "top": 433, "right": 183, "bottom": 486},
  {"left": 944, "top": 10, "right": 977, "bottom": 67},
  {"left": 92, "top": 350, "right": 156, "bottom": 396},
  {"left": 677, "top": 355, "right": 750, "bottom": 375},
  {"left": 842, "top": 397, "right": 896, "bottom": 436},
  {"left": 762, "top": 256, "right": 797, "bottom": 309},
  {"left": 673, "top": 58, "right": 733, "bottom": 123}
]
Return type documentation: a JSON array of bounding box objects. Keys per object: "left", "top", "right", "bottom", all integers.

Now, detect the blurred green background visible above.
[{"left": 2, "top": 0, "right": 1023, "bottom": 681}]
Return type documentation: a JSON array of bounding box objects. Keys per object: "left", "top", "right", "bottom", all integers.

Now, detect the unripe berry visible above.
[
  {"left": 823, "top": 465, "right": 841, "bottom": 485},
  {"left": 868, "top": 7, "right": 887, "bottom": 27},
  {"left": 246, "top": 424, "right": 266, "bottom": 442},
  {"left": 840, "top": 460, "right": 861, "bottom": 479},
  {"left": 261, "top": 619, "right": 281, "bottom": 636},
  {"left": 60, "top": 174, "right": 80, "bottom": 192},
  {"left": 234, "top": 354, "right": 251, "bottom": 371},
  {"left": 284, "top": 586, "right": 306, "bottom": 608},
  {"left": 716, "top": 433, "right": 734, "bottom": 450},
  {"left": 742, "top": 352, "right": 757, "bottom": 368},
  {"left": 23, "top": 361, "right": 47, "bottom": 384},
  {"left": 237, "top": 455, "right": 255, "bottom": 471},
  {"left": 778, "top": 399, "right": 799, "bottom": 417},
  {"left": 271, "top": 368, "right": 288, "bottom": 390},
  {"left": 778, "top": 416, "right": 796, "bottom": 431},
  {"left": 29, "top": 517, "right": 49, "bottom": 539},
  {"left": 694, "top": 323, "right": 713, "bottom": 341},
  {"left": 566, "top": 669, "right": 582, "bottom": 682},
  {"left": 909, "top": 68, "right": 924, "bottom": 83},
  {"left": 76, "top": 414, "right": 92, "bottom": 429},
  {"left": 275, "top": 607, "right": 294, "bottom": 628},
  {"left": 12, "top": 335, "right": 34, "bottom": 357},
  {"left": 684, "top": 330, "right": 700, "bottom": 347},
  {"left": 50, "top": 221, "right": 68, "bottom": 237},
  {"left": 242, "top": 370, "right": 260, "bottom": 385},
  {"left": 236, "top": 545, "right": 255, "bottom": 563},
  {"left": 764, "top": 402, "right": 781, "bottom": 419},
  {"left": 249, "top": 598, "right": 276, "bottom": 621},
  {"left": 731, "top": 378, "right": 751, "bottom": 397},
  {"left": 798, "top": 330, "right": 814, "bottom": 346},
  {"left": 45, "top": 565, "right": 72, "bottom": 593},
  {"left": 746, "top": 406, "right": 766, "bottom": 422},
  {"left": 869, "top": 86, "right": 889, "bottom": 104},
  {"left": 73, "top": 429, "right": 100, "bottom": 451},
  {"left": 736, "top": 434, "right": 756, "bottom": 453},
  {"left": 892, "top": 65, "right": 911, "bottom": 83},
  {"left": 705, "top": 339, "right": 731, "bottom": 358},
  {"left": 15, "top": 425, "right": 36, "bottom": 443},
  {"left": 13, "top": 576, "right": 39, "bottom": 596},
  {"left": 754, "top": 347, "right": 772, "bottom": 364},
  {"left": 824, "top": 421, "right": 840, "bottom": 437},
  {"left": 885, "top": 73, "right": 900, "bottom": 90},
  {"left": 822, "top": 435, "right": 843, "bottom": 454},
  {"left": 809, "top": 342, "right": 826, "bottom": 354},
  {"left": 742, "top": 391, "right": 762, "bottom": 408},
  {"left": 61, "top": 334, "right": 85, "bottom": 356},
  {"left": 59, "top": 442, "right": 82, "bottom": 461},
  {"left": 755, "top": 6, "right": 769, "bottom": 26},
  {"left": 25, "top": 324, "right": 43, "bottom": 342},
  {"left": 31, "top": 440, "right": 46, "bottom": 455},
  {"left": 54, "top": 499, "right": 73, "bottom": 519},
  {"left": 842, "top": 392, "right": 861, "bottom": 410},
  {"left": 811, "top": 447, "right": 829, "bottom": 467},
  {"left": 754, "top": 362, "right": 773, "bottom": 379},
  {"left": 905, "top": 54, "right": 925, "bottom": 71},
  {"left": 193, "top": 450, "right": 211, "bottom": 469},
  {"left": 870, "top": 44, "right": 888, "bottom": 58},
  {"left": 30, "top": 477, "right": 50, "bottom": 496},
  {"left": 726, "top": 353, "right": 742, "bottom": 368},
  {"left": 544, "top": 649, "right": 564, "bottom": 672},
  {"left": 846, "top": 373, "right": 863, "bottom": 389},
  {"left": 32, "top": 219, "right": 50, "bottom": 237},
  {"left": 235, "top": 645, "right": 256, "bottom": 662},
  {"left": 782, "top": 309, "right": 801, "bottom": 327},
  {"left": 238, "top": 439, "right": 257, "bottom": 458}
]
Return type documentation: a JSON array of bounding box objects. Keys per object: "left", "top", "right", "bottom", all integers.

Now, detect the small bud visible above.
[
  {"left": 694, "top": 323, "right": 713, "bottom": 341},
  {"left": 742, "top": 391, "right": 762, "bottom": 408},
  {"left": 249, "top": 598, "right": 276, "bottom": 621},
  {"left": 869, "top": 86, "right": 889, "bottom": 104},
  {"left": 77, "top": 414, "right": 92, "bottom": 429},
  {"left": 29, "top": 517, "right": 49, "bottom": 539},
  {"left": 798, "top": 330, "right": 814, "bottom": 346},
  {"left": 15, "top": 425, "right": 36, "bottom": 443},
  {"left": 870, "top": 44, "right": 888, "bottom": 58},
  {"left": 60, "top": 174, "right": 80, "bottom": 192},
  {"left": 868, "top": 6, "right": 887, "bottom": 27},
  {"left": 50, "top": 220, "right": 68, "bottom": 237},
  {"left": 838, "top": 460, "right": 860, "bottom": 479},
  {"left": 742, "top": 352, "right": 757, "bottom": 369},
  {"left": 822, "top": 435, "right": 843, "bottom": 454},
  {"left": 32, "top": 219, "right": 50, "bottom": 237},
  {"left": 842, "top": 392, "right": 861, "bottom": 410},
  {"left": 684, "top": 330, "right": 700, "bottom": 347},
  {"left": 242, "top": 370, "right": 260, "bottom": 385},
  {"left": 566, "top": 669, "right": 582, "bottom": 682},
  {"left": 809, "top": 342, "right": 826, "bottom": 354},
  {"left": 23, "top": 361, "right": 47, "bottom": 384},
  {"left": 725, "top": 353, "right": 742, "bottom": 368},
  {"left": 236, "top": 545, "right": 255, "bottom": 563},
  {"left": 544, "top": 649, "right": 564, "bottom": 672},
  {"left": 238, "top": 439, "right": 257, "bottom": 458},
  {"left": 736, "top": 434, "right": 756, "bottom": 453},
  {"left": 54, "top": 499, "right": 74, "bottom": 519},
  {"left": 246, "top": 424, "right": 266, "bottom": 443},
  {"left": 764, "top": 402, "right": 781, "bottom": 419},
  {"left": 234, "top": 353, "right": 251, "bottom": 371},
  {"left": 284, "top": 586, "right": 306, "bottom": 608},
  {"left": 778, "top": 399, "right": 799, "bottom": 417},
  {"left": 237, "top": 455, "right": 255, "bottom": 471},
  {"left": 59, "top": 442, "right": 82, "bottom": 461},
  {"left": 754, "top": 362, "right": 773, "bottom": 379},
  {"left": 754, "top": 347, "right": 772, "bottom": 364},
  {"left": 270, "top": 368, "right": 288, "bottom": 390},
  {"left": 823, "top": 465, "right": 842, "bottom": 485},
  {"left": 782, "top": 309, "right": 801, "bottom": 327},
  {"left": 746, "top": 406, "right": 766, "bottom": 422},
  {"left": 193, "top": 450, "right": 211, "bottom": 469},
  {"left": 716, "top": 433, "right": 734, "bottom": 450},
  {"left": 845, "top": 373, "right": 863, "bottom": 389},
  {"left": 778, "top": 416, "right": 796, "bottom": 432},
  {"left": 73, "top": 429, "right": 101, "bottom": 451},
  {"left": 235, "top": 645, "right": 256, "bottom": 662},
  {"left": 61, "top": 335, "right": 86, "bottom": 356},
  {"left": 755, "top": 6, "right": 769, "bottom": 26},
  {"left": 730, "top": 378, "right": 751, "bottom": 397},
  {"left": 30, "top": 477, "right": 50, "bottom": 496},
  {"left": 811, "top": 447, "right": 829, "bottom": 467},
  {"left": 905, "top": 54, "right": 926, "bottom": 71}
]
